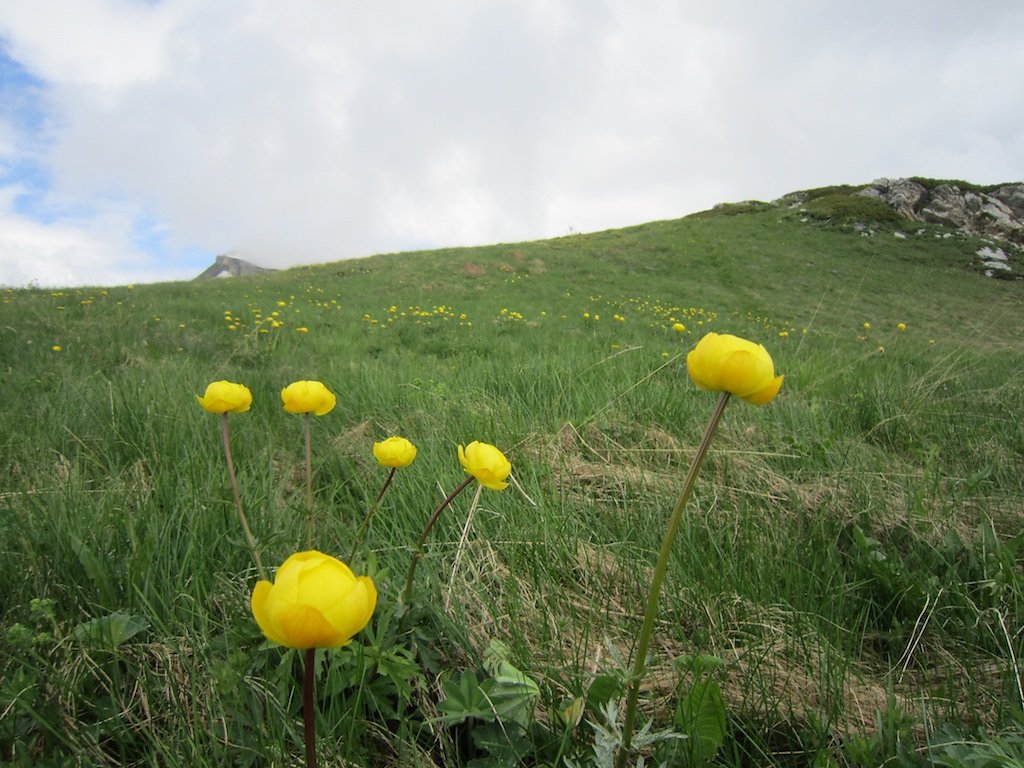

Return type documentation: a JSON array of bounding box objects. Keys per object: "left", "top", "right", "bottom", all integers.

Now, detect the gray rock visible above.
[
  {"left": 859, "top": 178, "right": 1024, "bottom": 243},
  {"left": 991, "top": 185, "right": 1024, "bottom": 218},
  {"left": 860, "top": 178, "right": 928, "bottom": 219}
]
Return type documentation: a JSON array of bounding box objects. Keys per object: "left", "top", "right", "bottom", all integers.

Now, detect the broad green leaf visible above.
[
  {"left": 72, "top": 612, "right": 149, "bottom": 649},
  {"left": 676, "top": 678, "right": 727, "bottom": 766}
]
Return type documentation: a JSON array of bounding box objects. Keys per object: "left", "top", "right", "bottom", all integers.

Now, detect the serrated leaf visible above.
[{"left": 438, "top": 670, "right": 492, "bottom": 724}]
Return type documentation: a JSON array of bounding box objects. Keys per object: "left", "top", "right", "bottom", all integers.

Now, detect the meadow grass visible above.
[{"left": 1, "top": 204, "right": 1023, "bottom": 766}]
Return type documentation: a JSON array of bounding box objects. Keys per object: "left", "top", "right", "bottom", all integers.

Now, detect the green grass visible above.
[{"left": 1, "top": 199, "right": 1023, "bottom": 766}]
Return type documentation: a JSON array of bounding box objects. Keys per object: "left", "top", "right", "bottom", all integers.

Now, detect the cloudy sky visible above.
[{"left": 1, "top": 1, "right": 1021, "bottom": 288}]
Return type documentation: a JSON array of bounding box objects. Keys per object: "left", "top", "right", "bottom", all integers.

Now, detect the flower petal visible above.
[
  {"left": 251, "top": 580, "right": 289, "bottom": 646},
  {"left": 297, "top": 557, "right": 357, "bottom": 615},
  {"left": 266, "top": 601, "right": 342, "bottom": 649},
  {"left": 321, "top": 576, "right": 378, "bottom": 647},
  {"left": 741, "top": 374, "right": 784, "bottom": 405}
]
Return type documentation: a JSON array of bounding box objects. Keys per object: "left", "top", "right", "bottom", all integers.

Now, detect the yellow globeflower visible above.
[
  {"left": 686, "top": 332, "right": 784, "bottom": 405},
  {"left": 897, "top": 322, "right": 907, "bottom": 331},
  {"left": 458, "top": 441, "right": 512, "bottom": 491},
  {"left": 373, "top": 436, "right": 418, "bottom": 468},
  {"left": 281, "top": 380, "right": 336, "bottom": 415},
  {"left": 251, "top": 551, "right": 376, "bottom": 649},
  {"left": 196, "top": 380, "right": 253, "bottom": 413}
]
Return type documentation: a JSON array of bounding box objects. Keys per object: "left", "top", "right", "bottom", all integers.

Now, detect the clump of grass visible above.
[
  {"left": 908, "top": 176, "right": 1005, "bottom": 193},
  {"left": 802, "top": 193, "right": 906, "bottom": 226}
]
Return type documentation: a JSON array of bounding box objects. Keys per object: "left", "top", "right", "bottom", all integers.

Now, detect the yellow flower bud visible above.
[
  {"left": 250, "top": 550, "right": 376, "bottom": 649},
  {"left": 458, "top": 441, "right": 512, "bottom": 491},
  {"left": 373, "top": 436, "right": 418, "bottom": 468},
  {"left": 196, "top": 380, "right": 253, "bottom": 413},
  {"left": 686, "top": 332, "right": 783, "bottom": 405},
  {"left": 281, "top": 380, "right": 336, "bottom": 416}
]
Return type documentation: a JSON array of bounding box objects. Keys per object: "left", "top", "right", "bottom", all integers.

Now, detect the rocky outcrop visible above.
[
  {"left": 858, "top": 178, "right": 1024, "bottom": 243},
  {"left": 194, "top": 253, "right": 274, "bottom": 280}
]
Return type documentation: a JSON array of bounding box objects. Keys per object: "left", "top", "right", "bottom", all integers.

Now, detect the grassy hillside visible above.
[{"left": 2, "top": 200, "right": 1023, "bottom": 767}]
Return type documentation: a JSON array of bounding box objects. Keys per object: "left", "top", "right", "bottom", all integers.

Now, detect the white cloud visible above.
[
  {"left": 0, "top": 0, "right": 176, "bottom": 87},
  {"left": 0, "top": 0, "right": 1022, "bottom": 286},
  {"left": 0, "top": 202, "right": 185, "bottom": 287}
]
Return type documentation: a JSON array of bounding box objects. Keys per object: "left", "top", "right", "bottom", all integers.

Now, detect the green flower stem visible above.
[
  {"left": 303, "top": 647, "right": 317, "bottom": 768},
  {"left": 348, "top": 467, "right": 397, "bottom": 562},
  {"left": 304, "top": 413, "right": 313, "bottom": 549},
  {"left": 400, "top": 475, "right": 475, "bottom": 620},
  {"left": 220, "top": 413, "right": 266, "bottom": 581},
  {"left": 614, "top": 391, "right": 731, "bottom": 768}
]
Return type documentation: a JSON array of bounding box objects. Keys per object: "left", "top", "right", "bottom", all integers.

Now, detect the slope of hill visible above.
[{"left": 1, "top": 179, "right": 1022, "bottom": 767}]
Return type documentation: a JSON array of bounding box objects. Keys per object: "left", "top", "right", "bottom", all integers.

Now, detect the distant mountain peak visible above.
[{"left": 194, "top": 252, "right": 274, "bottom": 280}]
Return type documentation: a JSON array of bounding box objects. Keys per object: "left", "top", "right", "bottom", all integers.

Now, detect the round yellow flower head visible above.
[
  {"left": 458, "top": 441, "right": 512, "bottom": 491},
  {"left": 196, "top": 380, "right": 253, "bottom": 413},
  {"left": 373, "top": 436, "right": 418, "bottom": 468},
  {"left": 686, "top": 332, "right": 784, "bottom": 406},
  {"left": 281, "top": 380, "right": 336, "bottom": 416},
  {"left": 897, "top": 322, "right": 907, "bottom": 331},
  {"left": 250, "top": 550, "right": 377, "bottom": 649}
]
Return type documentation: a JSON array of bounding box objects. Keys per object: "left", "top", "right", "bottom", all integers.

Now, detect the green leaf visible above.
[
  {"left": 675, "top": 653, "right": 726, "bottom": 677},
  {"left": 468, "top": 721, "right": 533, "bottom": 767},
  {"left": 585, "top": 674, "right": 624, "bottom": 712},
  {"left": 480, "top": 664, "right": 539, "bottom": 729},
  {"left": 69, "top": 534, "right": 118, "bottom": 605},
  {"left": 438, "top": 670, "right": 493, "bottom": 724},
  {"left": 675, "top": 678, "right": 727, "bottom": 766},
  {"left": 478, "top": 637, "right": 539, "bottom": 728},
  {"left": 72, "top": 612, "right": 149, "bottom": 649}
]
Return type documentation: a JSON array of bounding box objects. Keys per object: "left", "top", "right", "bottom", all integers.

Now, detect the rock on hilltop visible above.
[
  {"left": 766, "top": 177, "right": 1023, "bottom": 279},
  {"left": 857, "top": 178, "right": 1024, "bottom": 243}
]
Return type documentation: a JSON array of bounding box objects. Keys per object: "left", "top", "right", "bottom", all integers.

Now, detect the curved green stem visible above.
[
  {"left": 614, "top": 392, "right": 731, "bottom": 768},
  {"left": 220, "top": 413, "right": 266, "bottom": 581},
  {"left": 400, "top": 475, "right": 474, "bottom": 628},
  {"left": 349, "top": 467, "right": 397, "bottom": 562},
  {"left": 304, "top": 413, "right": 313, "bottom": 548}
]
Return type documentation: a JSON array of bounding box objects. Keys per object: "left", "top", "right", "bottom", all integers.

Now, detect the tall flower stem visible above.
[
  {"left": 304, "top": 413, "right": 313, "bottom": 548},
  {"left": 303, "top": 647, "right": 317, "bottom": 768},
  {"left": 400, "top": 475, "right": 474, "bottom": 627},
  {"left": 220, "top": 413, "right": 266, "bottom": 581},
  {"left": 349, "top": 467, "right": 396, "bottom": 562},
  {"left": 615, "top": 392, "right": 731, "bottom": 768}
]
